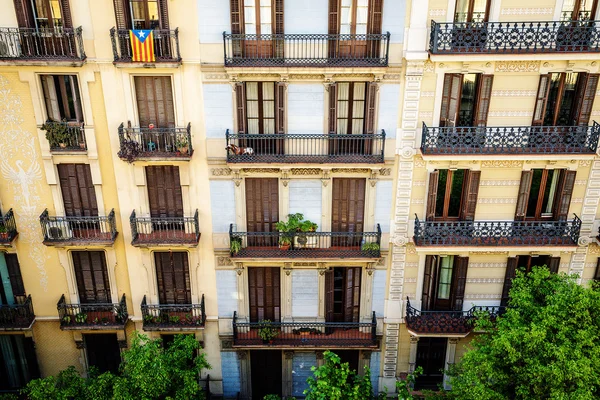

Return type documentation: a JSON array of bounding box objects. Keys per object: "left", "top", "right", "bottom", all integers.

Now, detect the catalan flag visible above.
[{"left": 129, "top": 30, "right": 155, "bottom": 62}]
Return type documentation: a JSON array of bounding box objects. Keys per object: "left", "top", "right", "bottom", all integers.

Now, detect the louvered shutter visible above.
[
  {"left": 474, "top": 75, "right": 494, "bottom": 127},
  {"left": 134, "top": 76, "right": 175, "bottom": 129},
  {"left": 451, "top": 257, "right": 469, "bottom": 311},
  {"left": 368, "top": 0, "right": 383, "bottom": 34},
  {"left": 248, "top": 267, "right": 281, "bottom": 322},
  {"left": 324, "top": 270, "right": 334, "bottom": 322},
  {"left": 328, "top": 0, "right": 339, "bottom": 35},
  {"left": 73, "top": 251, "right": 110, "bottom": 304},
  {"left": 58, "top": 164, "right": 98, "bottom": 217},
  {"left": 230, "top": 0, "right": 244, "bottom": 34},
  {"left": 245, "top": 178, "right": 279, "bottom": 234},
  {"left": 235, "top": 83, "right": 247, "bottom": 134},
  {"left": 421, "top": 255, "right": 436, "bottom": 311},
  {"left": 344, "top": 267, "right": 361, "bottom": 323},
  {"left": 331, "top": 178, "right": 366, "bottom": 233},
  {"left": 574, "top": 73, "right": 599, "bottom": 126},
  {"left": 532, "top": 74, "right": 551, "bottom": 126},
  {"left": 4, "top": 254, "right": 25, "bottom": 298},
  {"left": 440, "top": 74, "right": 462, "bottom": 127},
  {"left": 515, "top": 171, "right": 533, "bottom": 221},
  {"left": 40, "top": 76, "right": 61, "bottom": 121},
  {"left": 460, "top": 170, "right": 480, "bottom": 221},
  {"left": 365, "top": 82, "right": 378, "bottom": 134},
  {"left": 146, "top": 166, "right": 184, "bottom": 218},
  {"left": 328, "top": 83, "right": 338, "bottom": 134},
  {"left": 554, "top": 170, "right": 576, "bottom": 221},
  {"left": 13, "top": 0, "right": 33, "bottom": 28},
  {"left": 426, "top": 171, "right": 439, "bottom": 221},
  {"left": 594, "top": 258, "right": 600, "bottom": 281},
  {"left": 113, "top": 0, "right": 130, "bottom": 30},
  {"left": 57, "top": 0, "right": 73, "bottom": 28},
  {"left": 275, "top": 82, "right": 286, "bottom": 134},
  {"left": 274, "top": 0, "right": 284, "bottom": 34},
  {"left": 500, "top": 257, "right": 518, "bottom": 307},
  {"left": 155, "top": 252, "right": 191, "bottom": 304},
  {"left": 158, "top": 0, "right": 169, "bottom": 29},
  {"left": 548, "top": 257, "right": 561, "bottom": 274}
]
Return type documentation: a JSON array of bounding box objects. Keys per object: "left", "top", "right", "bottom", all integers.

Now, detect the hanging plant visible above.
[{"left": 118, "top": 139, "right": 142, "bottom": 163}]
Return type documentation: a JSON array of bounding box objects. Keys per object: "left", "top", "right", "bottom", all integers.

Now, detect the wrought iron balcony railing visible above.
[
  {"left": 421, "top": 123, "right": 600, "bottom": 155},
  {"left": 414, "top": 215, "right": 581, "bottom": 246},
  {"left": 223, "top": 32, "right": 390, "bottom": 67},
  {"left": 405, "top": 298, "right": 504, "bottom": 335},
  {"left": 118, "top": 123, "right": 192, "bottom": 160},
  {"left": 225, "top": 130, "right": 385, "bottom": 163},
  {"left": 110, "top": 28, "right": 181, "bottom": 63},
  {"left": 0, "top": 295, "right": 35, "bottom": 330},
  {"left": 43, "top": 120, "right": 86, "bottom": 151},
  {"left": 57, "top": 294, "right": 128, "bottom": 330},
  {"left": 40, "top": 209, "right": 117, "bottom": 246},
  {"left": 229, "top": 224, "right": 381, "bottom": 258},
  {"left": 141, "top": 295, "right": 206, "bottom": 330},
  {"left": 0, "top": 27, "right": 85, "bottom": 61},
  {"left": 0, "top": 209, "right": 18, "bottom": 245},
  {"left": 232, "top": 311, "right": 377, "bottom": 348},
  {"left": 130, "top": 210, "right": 200, "bottom": 246},
  {"left": 430, "top": 19, "right": 600, "bottom": 54}
]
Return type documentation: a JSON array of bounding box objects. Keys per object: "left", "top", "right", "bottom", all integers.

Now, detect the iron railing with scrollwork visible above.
[
  {"left": 57, "top": 294, "right": 128, "bottom": 330},
  {"left": 110, "top": 28, "right": 181, "bottom": 63},
  {"left": 414, "top": 215, "right": 581, "bottom": 246},
  {"left": 0, "top": 26, "right": 85, "bottom": 61},
  {"left": 118, "top": 123, "right": 192, "bottom": 160},
  {"left": 430, "top": 19, "right": 600, "bottom": 54},
  {"left": 232, "top": 311, "right": 378, "bottom": 347},
  {"left": 130, "top": 210, "right": 200, "bottom": 246},
  {"left": 141, "top": 295, "right": 206, "bottom": 330},
  {"left": 225, "top": 130, "right": 385, "bottom": 163},
  {"left": 405, "top": 298, "right": 504, "bottom": 335},
  {"left": 421, "top": 122, "right": 600, "bottom": 155},
  {"left": 223, "top": 32, "right": 390, "bottom": 66},
  {"left": 43, "top": 121, "right": 86, "bottom": 151},
  {"left": 229, "top": 224, "right": 381, "bottom": 258},
  {"left": 39, "top": 209, "right": 117, "bottom": 245},
  {"left": 0, "top": 295, "right": 35, "bottom": 330},
  {"left": 0, "top": 209, "right": 18, "bottom": 244}
]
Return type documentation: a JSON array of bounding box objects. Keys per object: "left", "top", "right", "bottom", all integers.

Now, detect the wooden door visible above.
[
  {"left": 72, "top": 251, "right": 111, "bottom": 304},
  {"left": 325, "top": 267, "right": 361, "bottom": 323},
  {"left": 154, "top": 252, "right": 191, "bottom": 304},
  {"left": 331, "top": 178, "right": 365, "bottom": 247},
  {"left": 134, "top": 76, "right": 175, "bottom": 149},
  {"left": 245, "top": 178, "right": 279, "bottom": 246},
  {"left": 415, "top": 338, "right": 447, "bottom": 390},
  {"left": 57, "top": 164, "right": 98, "bottom": 217},
  {"left": 250, "top": 351, "right": 282, "bottom": 399},
  {"left": 145, "top": 166, "right": 184, "bottom": 219},
  {"left": 248, "top": 267, "right": 280, "bottom": 322}
]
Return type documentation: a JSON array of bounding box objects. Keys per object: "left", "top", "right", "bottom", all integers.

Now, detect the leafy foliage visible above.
[{"left": 117, "top": 139, "right": 141, "bottom": 163}]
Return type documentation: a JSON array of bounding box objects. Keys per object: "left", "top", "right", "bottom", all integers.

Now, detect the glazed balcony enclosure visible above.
[
  {"left": 405, "top": 298, "right": 504, "bottom": 336},
  {"left": 223, "top": 32, "right": 390, "bottom": 67},
  {"left": 225, "top": 130, "right": 385, "bottom": 164},
  {"left": 232, "top": 312, "right": 378, "bottom": 348},
  {"left": 0, "top": 209, "right": 18, "bottom": 245},
  {"left": 421, "top": 123, "right": 600, "bottom": 155},
  {"left": 229, "top": 224, "right": 381, "bottom": 258},
  {"left": 0, "top": 295, "right": 35, "bottom": 330},
  {"left": 57, "top": 294, "right": 128, "bottom": 330},
  {"left": 0, "top": 27, "right": 85, "bottom": 63},
  {"left": 118, "top": 123, "right": 192, "bottom": 161},
  {"left": 130, "top": 210, "right": 200, "bottom": 247},
  {"left": 110, "top": 28, "right": 181, "bottom": 63},
  {"left": 40, "top": 209, "right": 117, "bottom": 246},
  {"left": 430, "top": 19, "right": 600, "bottom": 54},
  {"left": 414, "top": 215, "right": 581, "bottom": 247},
  {"left": 141, "top": 295, "right": 206, "bottom": 331}
]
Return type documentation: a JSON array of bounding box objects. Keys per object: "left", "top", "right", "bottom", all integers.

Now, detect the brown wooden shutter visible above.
[
  {"left": 440, "top": 74, "right": 462, "bottom": 127},
  {"left": 451, "top": 257, "right": 469, "bottom": 311},
  {"left": 73, "top": 251, "right": 111, "bottom": 304},
  {"left": 5, "top": 254, "right": 25, "bottom": 298},
  {"left": 501, "top": 257, "right": 518, "bottom": 307},
  {"left": 367, "top": 0, "right": 383, "bottom": 34},
  {"left": 58, "top": 0, "right": 73, "bottom": 28},
  {"left": 134, "top": 76, "right": 175, "bottom": 129},
  {"left": 331, "top": 178, "right": 366, "bottom": 233},
  {"left": 113, "top": 0, "right": 131, "bottom": 30},
  {"left": 13, "top": 0, "right": 34, "bottom": 28},
  {"left": 548, "top": 257, "right": 560, "bottom": 274},
  {"left": 145, "top": 166, "right": 184, "bottom": 218},
  {"left": 248, "top": 267, "right": 281, "bottom": 322},
  {"left": 328, "top": 0, "right": 340, "bottom": 35},
  {"left": 275, "top": 82, "right": 286, "bottom": 134},
  {"left": 245, "top": 178, "right": 279, "bottom": 233},
  {"left": 155, "top": 252, "right": 191, "bottom": 304},
  {"left": 421, "top": 255, "right": 436, "bottom": 311},
  {"left": 460, "top": 170, "right": 480, "bottom": 221},
  {"left": 365, "top": 82, "right": 378, "bottom": 134},
  {"left": 344, "top": 267, "right": 361, "bottom": 323},
  {"left": 594, "top": 258, "right": 600, "bottom": 281},
  {"left": 57, "top": 164, "right": 98, "bottom": 217},
  {"left": 426, "top": 171, "right": 439, "bottom": 221},
  {"left": 553, "top": 170, "right": 576, "bottom": 221},
  {"left": 573, "top": 73, "right": 599, "bottom": 126},
  {"left": 235, "top": 83, "right": 247, "bottom": 134},
  {"left": 325, "top": 270, "right": 334, "bottom": 322},
  {"left": 328, "top": 83, "right": 338, "bottom": 134},
  {"left": 532, "top": 74, "right": 551, "bottom": 126},
  {"left": 230, "top": 0, "right": 244, "bottom": 34},
  {"left": 473, "top": 75, "right": 494, "bottom": 127},
  {"left": 158, "top": 0, "right": 170, "bottom": 29},
  {"left": 274, "top": 0, "right": 284, "bottom": 34},
  {"left": 515, "top": 171, "right": 533, "bottom": 221}
]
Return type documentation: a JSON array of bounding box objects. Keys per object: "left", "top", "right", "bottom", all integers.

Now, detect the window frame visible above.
[
  {"left": 244, "top": 81, "right": 276, "bottom": 134},
  {"left": 453, "top": 0, "right": 491, "bottom": 23},
  {"left": 562, "top": 0, "right": 598, "bottom": 20},
  {"left": 129, "top": 0, "right": 160, "bottom": 30},
  {"left": 433, "top": 169, "right": 466, "bottom": 221},
  {"left": 525, "top": 169, "right": 562, "bottom": 220},
  {"left": 336, "top": 81, "right": 367, "bottom": 135},
  {"left": 40, "top": 74, "right": 83, "bottom": 123}
]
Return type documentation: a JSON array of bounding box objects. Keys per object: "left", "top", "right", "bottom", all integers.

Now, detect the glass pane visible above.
[
  {"left": 263, "top": 100, "right": 274, "bottom": 118},
  {"left": 337, "top": 100, "right": 349, "bottom": 119},
  {"left": 544, "top": 74, "right": 562, "bottom": 126},
  {"left": 244, "top": 4, "right": 256, "bottom": 34},
  {"left": 527, "top": 170, "right": 543, "bottom": 218},
  {"left": 437, "top": 256, "right": 454, "bottom": 300},
  {"left": 246, "top": 82, "right": 258, "bottom": 100},
  {"left": 458, "top": 74, "right": 477, "bottom": 127},
  {"left": 340, "top": 1, "right": 352, "bottom": 32},
  {"left": 263, "top": 119, "right": 274, "bottom": 134},
  {"left": 32, "top": 0, "right": 49, "bottom": 28},
  {"left": 435, "top": 170, "right": 448, "bottom": 218},
  {"left": 338, "top": 83, "right": 350, "bottom": 100},
  {"left": 260, "top": 5, "right": 272, "bottom": 24},
  {"left": 351, "top": 119, "right": 364, "bottom": 134},
  {"left": 247, "top": 119, "right": 259, "bottom": 134},
  {"left": 262, "top": 82, "right": 274, "bottom": 100},
  {"left": 356, "top": 5, "right": 368, "bottom": 34},
  {"left": 337, "top": 119, "right": 348, "bottom": 134},
  {"left": 557, "top": 73, "right": 579, "bottom": 126},
  {"left": 148, "top": 1, "right": 159, "bottom": 28},
  {"left": 448, "top": 169, "right": 465, "bottom": 217},
  {"left": 542, "top": 170, "right": 559, "bottom": 215},
  {"left": 454, "top": 0, "right": 469, "bottom": 22},
  {"left": 472, "top": 0, "right": 487, "bottom": 21}
]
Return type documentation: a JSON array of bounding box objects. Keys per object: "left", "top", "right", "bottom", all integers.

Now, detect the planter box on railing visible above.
[
  {"left": 43, "top": 121, "right": 86, "bottom": 151},
  {"left": 0, "top": 295, "right": 35, "bottom": 330},
  {"left": 57, "top": 294, "right": 128, "bottom": 330},
  {"left": 0, "top": 26, "right": 85, "bottom": 61},
  {"left": 110, "top": 28, "right": 181, "bottom": 63},
  {"left": 225, "top": 130, "right": 385, "bottom": 163},
  {"left": 118, "top": 123, "right": 192, "bottom": 160},
  {"left": 130, "top": 210, "right": 200, "bottom": 246},
  {"left": 414, "top": 215, "right": 581, "bottom": 246},
  {"left": 224, "top": 32, "right": 390, "bottom": 67},
  {"left": 141, "top": 295, "right": 206, "bottom": 330},
  {"left": 40, "top": 209, "right": 117, "bottom": 246},
  {"left": 421, "top": 122, "right": 600, "bottom": 155},
  {"left": 0, "top": 209, "right": 18, "bottom": 245},
  {"left": 430, "top": 19, "right": 600, "bottom": 54}
]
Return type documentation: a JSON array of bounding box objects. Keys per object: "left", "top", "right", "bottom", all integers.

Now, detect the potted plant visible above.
[
  {"left": 230, "top": 237, "right": 242, "bottom": 255},
  {"left": 278, "top": 236, "right": 292, "bottom": 250},
  {"left": 296, "top": 219, "right": 318, "bottom": 248},
  {"left": 169, "top": 315, "right": 181, "bottom": 324},
  {"left": 258, "top": 320, "right": 279, "bottom": 344},
  {"left": 117, "top": 139, "right": 141, "bottom": 163},
  {"left": 143, "top": 314, "right": 154, "bottom": 324},
  {"left": 75, "top": 312, "right": 87, "bottom": 324},
  {"left": 0, "top": 225, "right": 8, "bottom": 241},
  {"left": 61, "top": 315, "right": 72, "bottom": 325},
  {"left": 176, "top": 136, "right": 189, "bottom": 155},
  {"left": 361, "top": 242, "right": 380, "bottom": 255},
  {"left": 79, "top": 141, "right": 86, "bottom": 149},
  {"left": 41, "top": 120, "right": 74, "bottom": 149}
]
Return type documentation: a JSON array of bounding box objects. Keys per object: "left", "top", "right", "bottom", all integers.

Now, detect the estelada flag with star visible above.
[{"left": 129, "top": 30, "right": 155, "bottom": 62}]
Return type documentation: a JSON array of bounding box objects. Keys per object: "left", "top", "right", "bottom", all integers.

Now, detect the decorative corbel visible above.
[
  {"left": 369, "top": 169, "right": 378, "bottom": 187},
  {"left": 232, "top": 169, "right": 242, "bottom": 187},
  {"left": 235, "top": 262, "right": 244, "bottom": 275},
  {"left": 283, "top": 263, "right": 292, "bottom": 276},
  {"left": 366, "top": 262, "right": 375, "bottom": 276},
  {"left": 317, "top": 263, "right": 328, "bottom": 275},
  {"left": 75, "top": 340, "right": 85, "bottom": 349},
  {"left": 321, "top": 169, "right": 331, "bottom": 187},
  {"left": 281, "top": 169, "right": 290, "bottom": 187}
]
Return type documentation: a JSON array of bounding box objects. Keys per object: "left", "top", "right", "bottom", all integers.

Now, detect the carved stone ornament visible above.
[
  {"left": 393, "top": 236, "right": 408, "bottom": 247},
  {"left": 369, "top": 170, "right": 378, "bottom": 187},
  {"left": 400, "top": 147, "right": 416, "bottom": 159},
  {"left": 217, "top": 256, "right": 232, "bottom": 266},
  {"left": 75, "top": 340, "right": 85, "bottom": 349},
  {"left": 379, "top": 168, "right": 391, "bottom": 176},
  {"left": 211, "top": 168, "right": 232, "bottom": 176},
  {"left": 495, "top": 61, "right": 540, "bottom": 73},
  {"left": 362, "top": 351, "right": 372, "bottom": 360},
  {"left": 331, "top": 168, "right": 370, "bottom": 174},
  {"left": 321, "top": 170, "right": 331, "bottom": 186},
  {"left": 221, "top": 340, "right": 233, "bottom": 349},
  {"left": 283, "top": 263, "right": 292, "bottom": 275},
  {"left": 293, "top": 262, "right": 317, "bottom": 267},
  {"left": 232, "top": 170, "right": 242, "bottom": 187},
  {"left": 242, "top": 168, "right": 280, "bottom": 174},
  {"left": 578, "top": 236, "right": 592, "bottom": 246},
  {"left": 316, "top": 351, "right": 324, "bottom": 360},
  {"left": 235, "top": 263, "right": 244, "bottom": 275},
  {"left": 284, "top": 351, "right": 294, "bottom": 359},
  {"left": 291, "top": 168, "right": 321, "bottom": 175},
  {"left": 281, "top": 170, "right": 290, "bottom": 187},
  {"left": 237, "top": 351, "right": 247, "bottom": 360}
]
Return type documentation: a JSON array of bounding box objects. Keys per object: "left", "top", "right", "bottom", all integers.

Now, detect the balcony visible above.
[
  {"left": 0, "top": 209, "right": 18, "bottom": 245},
  {"left": 225, "top": 130, "right": 385, "bottom": 164},
  {"left": 141, "top": 295, "right": 206, "bottom": 331},
  {"left": 421, "top": 123, "right": 600, "bottom": 155},
  {"left": 0, "top": 295, "right": 35, "bottom": 330},
  {"left": 232, "top": 311, "right": 378, "bottom": 348},
  {"left": 57, "top": 294, "right": 128, "bottom": 330},
  {"left": 130, "top": 210, "right": 200, "bottom": 247},
  {"left": 118, "top": 123, "right": 192, "bottom": 161},
  {"left": 413, "top": 215, "right": 581, "bottom": 247},
  {"left": 40, "top": 209, "right": 117, "bottom": 246},
  {"left": 405, "top": 298, "right": 504, "bottom": 336},
  {"left": 430, "top": 20, "right": 600, "bottom": 54},
  {"left": 229, "top": 224, "right": 381, "bottom": 259},
  {"left": 0, "top": 27, "right": 85, "bottom": 64},
  {"left": 43, "top": 121, "right": 86, "bottom": 152},
  {"left": 110, "top": 28, "right": 181, "bottom": 64},
  {"left": 223, "top": 32, "right": 390, "bottom": 67}
]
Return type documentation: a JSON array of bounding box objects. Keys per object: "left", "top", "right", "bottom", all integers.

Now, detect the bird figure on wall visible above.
[{"left": 1, "top": 160, "right": 42, "bottom": 210}]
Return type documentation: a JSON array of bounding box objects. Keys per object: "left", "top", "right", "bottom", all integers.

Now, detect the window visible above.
[
  {"left": 501, "top": 255, "right": 559, "bottom": 306},
  {"left": 422, "top": 255, "right": 469, "bottom": 311},
  {"left": 40, "top": 75, "right": 83, "bottom": 122},
  {"left": 72, "top": 251, "right": 111, "bottom": 303},
  {"left": 454, "top": 0, "right": 490, "bottom": 23},
  {"left": 515, "top": 169, "right": 576, "bottom": 221},
  {"left": 84, "top": 334, "right": 121, "bottom": 374},
  {"left": 235, "top": 82, "right": 285, "bottom": 137},
  {"left": 57, "top": 164, "right": 98, "bottom": 217},
  {"left": 13, "top": 0, "right": 71, "bottom": 29},
  {"left": 134, "top": 76, "right": 175, "bottom": 128},
  {"left": 437, "top": 256, "right": 454, "bottom": 300},
  {"left": 594, "top": 258, "right": 600, "bottom": 282},
  {"left": 329, "top": 82, "right": 377, "bottom": 135},
  {"left": 129, "top": 0, "right": 159, "bottom": 29},
  {"left": 0, "top": 335, "right": 39, "bottom": 391},
  {"left": 440, "top": 73, "right": 494, "bottom": 127},
  {"left": 328, "top": 0, "right": 383, "bottom": 35},
  {"left": 426, "top": 169, "right": 481, "bottom": 221},
  {"left": 325, "top": 267, "right": 361, "bottom": 322},
  {"left": 248, "top": 267, "right": 281, "bottom": 322},
  {"left": 562, "top": 0, "right": 597, "bottom": 20},
  {"left": 0, "top": 254, "right": 26, "bottom": 306},
  {"left": 230, "top": 0, "right": 283, "bottom": 35},
  {"left": 154, "top": 252, "right": 191, "bottom": 304}
]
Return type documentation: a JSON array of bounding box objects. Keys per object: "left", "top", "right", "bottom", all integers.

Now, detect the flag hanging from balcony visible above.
[{"left": 129, "top": 30, "right": 155, "bottom": 62}]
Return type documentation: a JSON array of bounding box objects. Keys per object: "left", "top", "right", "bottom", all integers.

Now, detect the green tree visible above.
[{"left": 447, "top": 266, "right": 600, "bottom": 400}]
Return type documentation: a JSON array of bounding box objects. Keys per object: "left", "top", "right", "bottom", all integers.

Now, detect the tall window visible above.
[
  {"left": 426, "top": 169, "right": 481, "bottom": 221},
  {"left": 0, "top": 335, "right": 39, "bottom": 391},
  {"left": 230, "top": 0, "right": 283, "bottom": 35},
  {"left": 337, "top": 82, "right": 366, "bottom": 134},
  {"left": 515, "top": 169, "right": 576, "bottom": 221},
  {"left": 129, "top": 0, "right": 159, "bottom": 29},
  {"left": 72, "top": 251, "right": 111, "bottom": 303},
  {"left": 421, "top": 255, "right": 469, "bottom": 312},
  {"left": 30, "top": 0, "right": 62, "bottom": 28},
  {"left": 246, "top": 82, "right": 275, "bottom": 134},
  {"left": 0, "top": 254, "right": 26, "bottom": 306},
  {"left": 328, "top": 0, "right": 383, "bottom": 35},
  {"left": 154, "top": 252, "right": 191, "bottom": 304},
  {"left": 562, "top": 0, "right": 598, "bottom": 20},
  {"left": 501, "top": 255, "right": 559, "bottom": 306},
  {"left": 40, "top": 75, "right": 83, "bottom": 122},
  {"left": 439, "top": 73, "right": 494, "bottom": 127},
  {"left": 454, "top": 0, "right": 490, "bottom": 22}
]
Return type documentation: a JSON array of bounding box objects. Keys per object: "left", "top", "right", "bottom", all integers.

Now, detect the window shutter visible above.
[
  {"left": 245, "top": 178, "right": 279, "bottom": 234},
  {"left": 13, "top": 0, "right": 33, "bottom": 28},
  {"left": 158, "top": 0, "right": 170, "bottom": 29},
  {"left": 553, "top": 170, "right": 576, "bottom": 221},
  {"left": 328, "top": 0, "right": 339, "bottom": 35},
  {"left": 58, "top": 164, "right": 99, "bottom": 217},
  {"left": 331, "top": 178, "right": 366, "bottom": 234},
  {"left": 421, "top": 255, "right": 436, "bottom": 311},
  {"left": 365, "top": 82, "right": 378, "bottom": 134},
  {"left": 595, "top": 258, "right": 600, "bottom": 281},
  {"left": 73, "top": 251, "right": 110, "bottom": 304},
  {"left": 5, "top": 254, "right": 25, "bottom": 298},
  {"left": 474, "top": 75, "right": 494, "bottom": 127},
  {"left": 146, "top": 166, "right": 184, "bottom": 218},
  {"left": 344, "top": 267, "right": 361, "bottom": 322},
  {"left": 248, "top": 267, "right": 281, "bottom": 322},
  {"left": 440, "top": 74, "right": 462, "bottom": 127},
  {"left": 426, "top": 171, "right": 439, "bottom": 221},
  {"left": 230, "top": 0, "right": 244, "bottom": 34},
  {"left": 274, "top": 0, "right": 284, "bottom": 34},
  {"left": 325, "top": 270, "right": 334, "bottom": 322},
  {"left": 113, "top": 0, "right": 130, "bottom": 30},
  {"left": 367, "top": 0, "right": 383, "bottom": 34},
  {"left": 501, "top": 257, "right": 518, "bottom": 307},
  {"left": 40, "top": 76, "right": 61, "bottom": 121},
  {"left": 548, "top": 257, "right": 560, "bottom": 274},
  {"left": 532, "top": 74, "right": 551, "bottom": 126},
  {"left": 235, "top": 83, "right": 247, "bottom": 134},
  {"left": 515, "top": 171, "right": 533, "bottom": 221},
  {"left": 460, "top": 170, "right": 481, "bottom": 221},
  {"left": 574, "top": 73, "right": 599, "bottom": 126},
  {"left": 58, "top": 0, "right": 73, "bottom": 28},
  {"left": 328, "top": 83, "right": 338, "bottom": 134},
  {"left": 155, "top": 252, "right": 191, "bottom": 304},
  {"left": 451, "top": 257, "right": 469, "bottom": 311},
  {"left": 275, "top": 82, "right": 286, "bottom": 134}
]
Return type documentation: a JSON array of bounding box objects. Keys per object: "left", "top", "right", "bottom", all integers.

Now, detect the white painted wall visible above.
[
  {"left": 216, "top": 270, "right": 238, "bottom": 317},
  {"left": 383, "top": 0, "right": 407, "bottom": 43},
  {"left": 221, "top": 352, "right": 241, "bottom": 397},
  {"left": 289, "top": 180, "right": 322, "bottom": 229},
  {"left": 0, "top": 0, "right": 18, "bottom": 26},
  {"left": 210, "top": 181, "right": 236, "bottom": 233},
  {"left": 287, "top": 84, "right": 325, "bottom": 134},
  {"left": 202, "top": 84, "right": 233, "bottom": 138},
  {"left": 372, "top": 270, "right": 386, "bottom": 317},
  {"left": 285, "top": 0, "right": 328, "bottom": 34},
  {"left": 291, "top": 270, "right": 319, "bottom": 317},
  {"left": 197, "top": 0, "right": 231, "bottom": 43},
  {"left": 374, "top": 180, "right": 393, "bottom": 232},
  {"left": 377, "top": 84, "right": 400, "bottom": 139}
]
